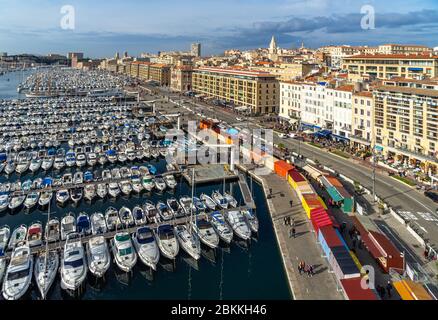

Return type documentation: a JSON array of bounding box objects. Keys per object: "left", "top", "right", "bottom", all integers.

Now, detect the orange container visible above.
[{"left": 274, "top": 160, "right": 294, "bottom": 178}]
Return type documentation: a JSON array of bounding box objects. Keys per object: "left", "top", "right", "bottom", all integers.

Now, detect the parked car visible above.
[{"left": 424, "top": 190, "right": 438, "bottom": 203}]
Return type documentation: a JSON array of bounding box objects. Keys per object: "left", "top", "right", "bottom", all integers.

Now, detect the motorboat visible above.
[
  {"left": 193, "top": 196, "right": 207, "bottom": 213},
  {"left": 98, "top": 154, "right": 108, "bottom": 166},
  {"left": 45, "top": 218, "right": 60, "bottom": 242},
  {"left": 119, "top": 180, "right": 132, "bottom": 196},
  {"left": 41, "top": 156, "right": 54, "bottom": 171},
  {"left": 8, "top": 224, "right": 27, "bottom": 250},
  {"left": 53, "top": 156, "right": 65, "bottom": 171},
  {"left": 70, "top": 187, "right": 83, "bottom": 203},
  {"left": 8, "top": 192, "right": 26, "bottom": 210},
  {"left": 175, "top": 224, "right": 201, "bottom": 260},
  {"left": 212, "top": 190, "right": 228, "bottom": 209},
  {"left": 15, "top": 159, "right": 30, "bottom": 175},
  {"left": 84, "top": 184, "right": 96, "bottom": 201},
  {"left": 24, "top": 191, "right": 39, "bottom": 209},
  {"left": 38, "top": 191, "right": 52, "bottom": 207},
  {"left": 0, "top": 193, "right": 9, "bottom": 212},
  {"left": 155, "top": 224, "right": 179, "bottom": 260},
  {"left": 133, "top": 206, "right": 147, "bottom": 226},
  {"left": 76, "top": 212, "right": 92, "bottom": 236},
  {"left": 86, "top": 236, "right": 110, "bottom": 278},
  {"left": 90, "top": 212, "right": 107, "bottom": 235},
  {"left": 191, "top": 217, "right": 219, "bottom": 249},
  {"left": 61, "top": 213, "right": 76, "bottom": 241},
  {"left": 131, "top": 176, "right": 143, "bottom": 193},
  {"left": 241, "top": 209, "right": 259, "bottom": 233},
  {"left": 96, "top": 183, "right": 107, "bottom": 198},
  {"left": 164, "top": 174, "right": 177, "bottom": 189},
  {"left": 143, "top": 200, "right": 159, "bottom": 223},
  {"left": 102, "top": 169, "right": 112, "bottom": 181},
  {"left": 156, "top": 201, "right": 174, "bottom": 221},
  {"left": 141, "top": 174, "right": 154, "bottom": 191},
  {"left": 87, "top": 152, "right": 97, "bottom": 166},
  {"left": 29, "top": 158, "right": 42, "bottom": 172},
  {"left": 167, "top": 197, "right": 185, "bottom": 218},
  {"left": 27, "top": 221, "right": 43, "bottom": 247},
  {"left": 2, "top": 242, "right": 33, "bottom": 300},
  {"left": 200, "top": 193, "right": 217, "bottom": 211},
  {"left": 118, "top": 206, "right": 135, "bottom": 228},
  {"left": 76, "top": 152, "right": 86, "bottom": 167},
  {"left": 105, "top": 207, "right": 121, "bottom": 231},
  {"left": 209, "top": 211, "right": 233, "bottom": 244},
  {"left": 73, "top": 171, "right": 83, "bottom": 184},
  {"left": 60, "top": 233, "right": 87, "bottom": 291},
  {"left": 108, "top": 182, "right": 120, "bottom": 198},
  {"left": 111, "top": 232, "right": 137, "bottom": 272},
  {"left": 225, "top": 210, "right": 251, "bottom": 241},
  {"left": 56, "top": 189, "right": 70, "bottom": 205},
  {"left": 154, "top": 176, "right": 166, "bottom": 192},
  {"left": 224, "top": 191, "right": 238, "bottom": 208},
  {"left": 146, "top": 164, "right": 157, "bottom": 175},
  {"left": 34, "top": 250, "right": 59, "bottom": 299},
  {"left": 65, "top": 151, "right": 76, "bottom": 167},
  {"left": 179, "top": 196, "right": 196, "bottom": 216},
  {"left": 0, "top": 225, "right": 11, "bottom": 252},
  {"left": 4, "top": 161, "right": 16, "bottom": 175},
  {"left": 62, "top": 173, "right": 73, "bottom": 186},
  {"left": 132, "top": 227, "right": 160, "bottom": 270}
]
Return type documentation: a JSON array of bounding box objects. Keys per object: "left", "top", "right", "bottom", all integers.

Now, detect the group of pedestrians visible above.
[
  {"left": 298, "top": 261, "right": 314, "bottom": 277},
  {"left": 284, "top": 216, "right": 296, "bottom": 238},
  {"left": 376, "top": 281, "right": 393, "bottom": 299}
]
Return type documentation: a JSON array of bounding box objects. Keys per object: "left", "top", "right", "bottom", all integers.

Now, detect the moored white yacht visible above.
[
  {"left": 175, "top": 224, "right": 201, "bottom": 260},
  {"left": 60, "top": 233, "right": 87, "bottom": 291},
  {"left": 132, "top": 227, "right": 160, "bottom": 270},
  {"left": 155, "top": 224, "right": 179, "bottom": 260},
  {"left": 86, "top": 236, "right": 110, "bottom": 278},
  {"left": 111, "top": 232, "right": 137, "bottom": 272}
]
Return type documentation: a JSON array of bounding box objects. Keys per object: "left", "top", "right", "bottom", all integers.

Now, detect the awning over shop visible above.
[
  {"left": 393, "top": 280, "right": 433, "bottom": 300},
  {"left": 374, "top": 145, "right": 384, "bottom": 152},
  {"left": 313, "top": 129, "right": 332, "bottom": 138},
  {"left": 302, "top": 164, "right": 326, "bottom": 181},
  {"left": 327, "top": 186, "right": 344, "bottom": 202},
  {"left": 234, "top": 106, "right": 249, "bottom": 111},
  {"left": 351, "top": 215, "right": 383, "bottom": 259},
  {"left": 332, "top": 134, "right": 350, "bottom": 142}
]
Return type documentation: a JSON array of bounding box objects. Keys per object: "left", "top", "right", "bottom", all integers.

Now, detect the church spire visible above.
[{"left": 269, "top": 35, "right": 277, "bottom": 52}]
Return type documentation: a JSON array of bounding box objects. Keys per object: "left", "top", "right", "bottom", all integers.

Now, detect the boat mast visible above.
[
  {"left": 42, "top": 198, "right": 51, "bottom": 300},
  {"left": 190, "top": 168, "right": 195, "bottom": 230}
]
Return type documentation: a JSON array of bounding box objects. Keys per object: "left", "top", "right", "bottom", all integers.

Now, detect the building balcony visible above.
[
  {"left": 386, "top": 145, "right": 438, "bottom": 164},
  {"left": 349, "top": 134, "right": 371, "bottom": 146}
]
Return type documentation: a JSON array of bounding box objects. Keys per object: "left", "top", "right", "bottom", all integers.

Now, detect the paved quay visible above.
[{"left": 238, "top": 164, "right": 343, "bottom": 300}]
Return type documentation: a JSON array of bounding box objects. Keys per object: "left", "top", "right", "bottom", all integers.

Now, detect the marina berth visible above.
[
  {"left": 225, "top": 210, "right": 251, "bottom": 241},
  {"left": 2, "top": 241, "right": 33, "bottom": 300},
  {"left": 60, "top": 233, "right": 87, "bottom": 291},
  {"left": 175, "top": 224, "right": 201, "bottom": 260},
  {"left": 191, "top": 217, "right": 220, "bottom": 249},
  {"left": 155, "top": 224, "right": 179, "bottom": 259},
  {"left": 111, "top": 232, "right": 137, "bottom": 272},
  {"left": 132, "top": 226, "right": 160, "bottom": 270},
  {"left": 86, "top": 236, "right": 110, "bottom": 278},
  {"left": 34, "top": 250, "right": 59, "bottom": 299}
]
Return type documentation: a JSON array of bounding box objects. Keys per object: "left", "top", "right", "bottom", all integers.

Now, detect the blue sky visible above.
[{"left": 1, "top": 0, "right": 438, "bottom": 57}]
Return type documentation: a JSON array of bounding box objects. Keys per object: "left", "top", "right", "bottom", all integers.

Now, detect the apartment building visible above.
[
  {"left": 300, "top": 82, "right": 332, "bottom": 129},
  {"left": 279, "top": 81, "right": 302, "bottom": 122},
  {"left": 342, "top": 53, "right": 438, "bottom": 80},
  {"left": 330, "top": 85, "right": 354, "bottom": 139},
  {"left": 171, "top": 65, "right": 193, "bottom": 92},
  {"left": 192, "top": 67, "right": 279, "bottom": 114},
  {"left": 373, "top": 79, "right": 438, "bottom": 174},
  {"left": 128, "top": 62, "right": 171, "bottom": 86},
  {"left": 250, "top": 62, "right": 317, "bottom": 81},
  {"left": 378, "top": 44, "right": 431, "bottom": 55},
  {"left": 350, "top": 91, "right": 374, "bottom": 149}
]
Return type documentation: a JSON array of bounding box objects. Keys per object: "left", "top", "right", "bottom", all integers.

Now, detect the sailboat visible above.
[
  {"left": 176, "top": 168, "right": 201, "bottom": 260},
  {"left": 34, "top": 201, "right": 59, "bottom": 299}
]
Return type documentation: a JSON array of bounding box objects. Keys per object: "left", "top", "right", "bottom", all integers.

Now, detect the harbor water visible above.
[{"left": 0, "top": 72, "right": 291, "bottom": 300}]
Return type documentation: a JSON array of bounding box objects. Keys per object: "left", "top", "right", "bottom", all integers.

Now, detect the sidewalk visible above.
[{"left": 239, "top": 164, "right": 343, "bottom": 300}]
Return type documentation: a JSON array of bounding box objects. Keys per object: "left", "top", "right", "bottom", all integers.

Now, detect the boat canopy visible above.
[
  {"left": 115, "top": 233, "right": 130, "bottom": 242},
  {"left": 84, "top": 171, "right": 93, "bottom": 181},
  {"left": 42, "top": 177, "right": 53, "bottom": 186},
  {"left": 158, "top": 224, "right": 173, "bottom": 233},
  {"left": 0, "top": 153, "right": 6, "bottom": 161},
  {"left": 106, "top": 149, "right": 116, "bottom": 156},
  {"left": 48, "top": 148, "right": 56, "bottom": 156}
]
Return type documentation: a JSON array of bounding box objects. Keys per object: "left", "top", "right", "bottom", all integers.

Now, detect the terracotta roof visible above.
[
  {"left": 335, "top": 85, "right": 355, "bottom": 92},
  {"left": 375, "top": 85, "right": 438, "bottom": 97},
  {"left": 353, "top": 91, "right": 373, "bottom": 98},
  {"left": 344, "top": 53, "right": 437, "bottom": 60}
]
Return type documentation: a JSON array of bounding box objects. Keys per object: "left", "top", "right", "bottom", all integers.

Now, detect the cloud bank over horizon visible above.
[{"left": 0, "top": 0, "right": 437, "bottom": 57}]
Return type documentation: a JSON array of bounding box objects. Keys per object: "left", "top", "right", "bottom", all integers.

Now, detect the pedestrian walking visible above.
[
  {"left": 283, "top": 216, "right": 287, "bottom": 226},
  {"left": 309, "top": 264, "right": 314, "bottom": 277},
  {"left": 357, "top": 234, "right": 362, "bottom": 249},
  {"left": 352, "top": 238, "right": 357, "bottom": 248},
  {"left": 289, "top": 200, "right": 293, "bottom": 208},
  {"left": 386, "top": 281, "right": 392, "bottom": 298},
  {"left": 298, "top": 262, "right": 302, "bottom": 275},
  {"left": 291, "top": 218, "right": 295, "bottom": 227},
  {"left": 291, "top": 227, "right": 296, "bottom": 238}
]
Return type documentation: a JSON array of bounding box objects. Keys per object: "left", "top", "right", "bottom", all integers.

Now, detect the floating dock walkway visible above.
[{"left": 1, "top": 206, "right": 251, "bottom": 259}]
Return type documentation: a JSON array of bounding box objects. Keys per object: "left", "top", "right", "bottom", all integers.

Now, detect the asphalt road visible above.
[{"left": 150, "top": 86, "right": 438, "bottom": 251}]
